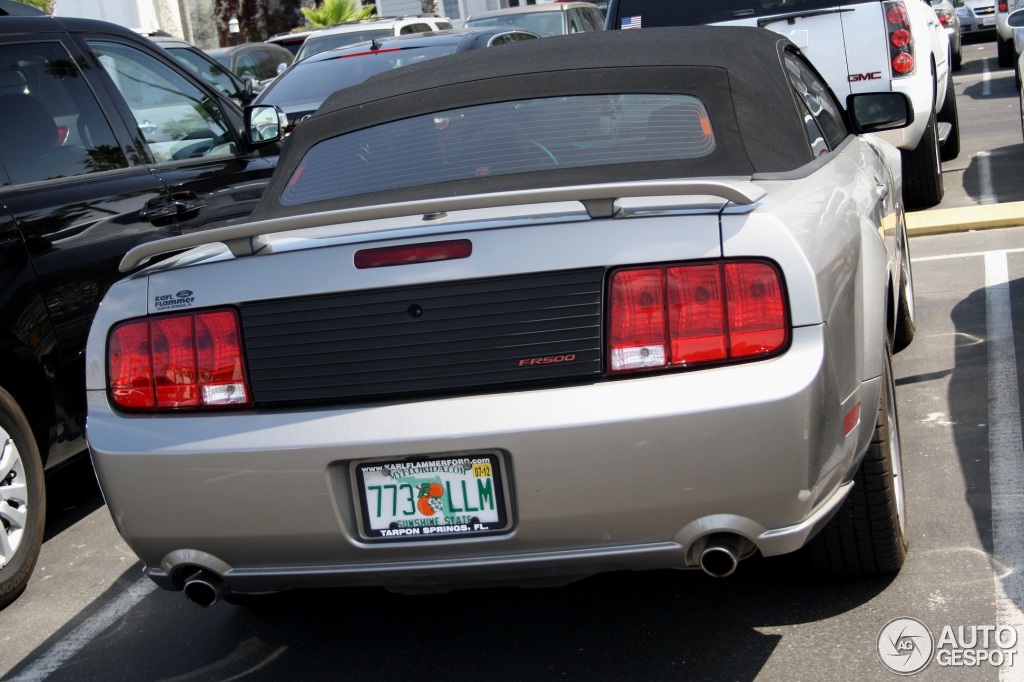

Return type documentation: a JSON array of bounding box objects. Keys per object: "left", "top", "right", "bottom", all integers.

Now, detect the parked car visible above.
[
  {"left": 266, "top": 28, "right": 316, "bottom": 57},
  {"left": 996, "top": 0, "right": 1022, "bottom": 66},
  {"left": 87, "top": 26, "right": 915, "bottom": 607},
  {"left": 932, "top": 0, "right": 964, "bottom": 71},
  {"left": 205, "top": 42, "right": 293, "bottom": 88},
  {"left": 295, "top": 15, "right": 453, "bottom": 61},
  {"left": 605, "top": 0, "right": 960, "bottom": 210},
  {"left": 958, "top": 0, "right": 997, "bottom": 38},
  {"left": 0, "top": 12, "right": 280, "bottom": 610},
  {"left": 140, "top": 31, "right": 255, "bottom": 106},
  {"left": 1008, "top": 8, "right": 1024, "bottom": 129},
  {"left": 466, "top": 2, "right": 605, "bottom": 36},
  {"left": 253, "top": 27, "right": 539, "bottom": 134}
]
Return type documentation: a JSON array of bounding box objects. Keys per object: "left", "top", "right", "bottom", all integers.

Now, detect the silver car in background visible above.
[{"left": 86, "top": 26, "right": 915, "bottom": 607}]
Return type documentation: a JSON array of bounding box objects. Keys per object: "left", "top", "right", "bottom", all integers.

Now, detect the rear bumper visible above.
[{"left": 87, "top": 325, "right": 877, "bottom": 593}]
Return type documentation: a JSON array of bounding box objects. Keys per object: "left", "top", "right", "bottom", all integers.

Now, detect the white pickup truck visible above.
[{"left": 606, "top": 0, "right": 960, "bottom": 209}]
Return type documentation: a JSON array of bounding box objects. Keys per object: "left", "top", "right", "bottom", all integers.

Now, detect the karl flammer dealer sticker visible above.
[{"left": 154, "top": 289, "right": 195, "bottom": 310}]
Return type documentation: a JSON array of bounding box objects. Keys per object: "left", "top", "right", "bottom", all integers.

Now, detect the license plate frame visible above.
[{"left": 354, "top": 451, "right": 512, "bottom": 542}]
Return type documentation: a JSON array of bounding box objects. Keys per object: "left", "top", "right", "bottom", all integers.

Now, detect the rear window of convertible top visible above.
[{"left": 279, "top": 94, "right": 716, "bottom": 207}]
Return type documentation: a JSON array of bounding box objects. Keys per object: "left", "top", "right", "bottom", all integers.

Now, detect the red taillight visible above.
[
  {"left": 999, "top": 1, "right": 1008, "bottom": 11},
  {"left": 108, "top": 309, "right": 251, "bottom": 411},
  {"left": 884, "top": 1, "right": 915, "bottom": 78},
  {"left": 886, "top": 4, "right": 908, "bottom": 24},
  {"left": 56, "top": 125, "right": 69, "bottom": 146},
  {"left": 608, "top": 260, "right": 788, "bottom": 374},
  {"left": 890, "top": 28, "right": 912, "bottom": 47}
]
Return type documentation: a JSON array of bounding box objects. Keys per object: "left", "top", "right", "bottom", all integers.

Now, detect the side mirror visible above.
[
  {"left": 245, "top": 104, "right": 287, "bottom": 144},
  {"left": 846, "top": 92, "right": 914, "bottom": 134},
  {"left": 1009, "top": 8, "right": 1024, "bottom": 28}
]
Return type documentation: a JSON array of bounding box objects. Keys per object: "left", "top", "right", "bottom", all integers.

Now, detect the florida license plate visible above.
[{"left": 356, "top": 452, "right": 510, "bottom": 540}]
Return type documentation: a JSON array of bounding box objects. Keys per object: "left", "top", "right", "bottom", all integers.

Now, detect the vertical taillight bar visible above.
[{"left": 884, "top": 1, "right": 915, "bottom": 77}]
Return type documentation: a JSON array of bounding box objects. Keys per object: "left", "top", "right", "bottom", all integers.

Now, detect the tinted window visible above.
[
  {"left": 468, "top": 12, "right": 568, "bottom": 36},
  {"left": 89, "top": 40, "right": 237, "bottom": 163},
  {"left": 166, "top": 46, "right": 239, "bottom": 99},
  {"left": 783, "top": 52, "right": 847, "bottom": 150},
  {"left": 281, "top": 94, "right": 715, "bottom": 206},
  {"left": 0, "top": 41, "right": 127, "bottom": 185},
  {"left": 261, "top": 45, "right": 460, "bottom": 108},
  {"left": 236, "top": 53, "right": 261, "bottom": 78},
  {"left": 298, "top": 29, "right": 394, "bottom": 59},
  {"left": 613, "top": 0, "right": 849, "bottom": 27}
]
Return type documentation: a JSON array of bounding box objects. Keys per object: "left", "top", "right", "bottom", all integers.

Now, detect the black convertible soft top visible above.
[{"left": 253, "top": 26, "right": 818, "bottom": 221}]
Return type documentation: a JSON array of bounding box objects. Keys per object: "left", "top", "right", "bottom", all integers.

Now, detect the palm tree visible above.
[
  {"left": 302, "top": 0, "right": 376, "bottom": 28},
  {"left": 19, "top": 0, "right": 52, "bottom": 12}
]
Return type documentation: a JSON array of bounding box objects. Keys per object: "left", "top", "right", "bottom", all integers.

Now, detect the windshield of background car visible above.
[
  {"left": 468, "top": 12, "right": 566, "bottom": 36},
  {"left": 280, "top": 93, "right": 716, "bottom": 206},
  {"left": 613, "top": 0, "right": 853, "bottom": 26},
  {"left": 167, "top": 47, "right": 238, "bottom": 98},
  {"left": 263, "top": 45, "right": 460, "bottom": 108},
  {"left": 297, "top": 29, "right": 395, "bottom": 60}
]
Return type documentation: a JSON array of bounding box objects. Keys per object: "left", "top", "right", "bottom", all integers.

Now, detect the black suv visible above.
[{"left": 0, "top": 10, "right": 279, "bottom": 608}]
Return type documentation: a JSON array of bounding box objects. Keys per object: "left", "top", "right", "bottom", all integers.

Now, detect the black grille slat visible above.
[{"left": 240, "top": 269, "right": 605, "bottom": 405}]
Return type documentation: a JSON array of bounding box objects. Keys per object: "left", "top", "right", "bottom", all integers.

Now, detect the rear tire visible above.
[
  {"left": 807, "top": 350, "right": 907, "bottom": 575},
  {"left": 892, "top": 225, "right": 916, "bottom": 354},
  {"left": 938, "top": 74, "right": 960, "bottom": 162},
  {"left": 0, "top": 387, "right": 45, "bottom": 610},
  {"left": 999, "top": 35, "right": 1015, "bottom": 68},
  {"left": 901, "top": 110, "right": 944, "bottom": 209}
]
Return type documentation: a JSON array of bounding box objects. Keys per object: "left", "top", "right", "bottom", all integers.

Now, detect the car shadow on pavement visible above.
[
  {"left": 21, "top": 552, "right": 895, "bottom": 682},
  {"left": 959, "top": 143, "right": 1024, "bottom": 205}
]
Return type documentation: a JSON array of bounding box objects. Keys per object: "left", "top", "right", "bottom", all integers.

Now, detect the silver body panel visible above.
[{"left": 85, "top": 134, "right": 908, "bottom": 593}]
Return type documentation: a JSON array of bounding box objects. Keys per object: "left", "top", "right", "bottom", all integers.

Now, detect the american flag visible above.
[{"left": 621, "top": 15, "right": 642, "bottom": 29}]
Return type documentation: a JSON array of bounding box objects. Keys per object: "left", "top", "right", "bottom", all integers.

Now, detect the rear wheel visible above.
[
  {"left": 938, "top": 74, "right": 960, "bottom": 162},
  {"left": 892, "top": 225, "right": 916, "bottom": 354},
  {"left": 0, "top": 387, "right": 45, "bottom": 610},
  {"left": 901, "top": 110, "right": 944, "bottom": 209},
  {"left": 807, "top": 349, "right": 907, "bottom": 575},
  {"left": 999, "top": 34, "right": 1015, "bottom": 68}
]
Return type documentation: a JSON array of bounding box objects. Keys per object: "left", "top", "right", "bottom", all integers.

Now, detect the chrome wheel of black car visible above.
[{"left": 0, "top": 387, "right": 45, "bottom": 610}]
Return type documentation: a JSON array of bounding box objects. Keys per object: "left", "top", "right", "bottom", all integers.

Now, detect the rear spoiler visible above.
[{"left": 119, "top": 179, "right": 766, "bottom": 272}]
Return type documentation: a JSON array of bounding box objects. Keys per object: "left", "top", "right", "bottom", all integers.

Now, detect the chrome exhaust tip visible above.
[
  {"left": 698, "top": 533, "right": 746, "bottom": 578},
  {"left": 182, "top": 570, "right": 228, "bottom": 607}
]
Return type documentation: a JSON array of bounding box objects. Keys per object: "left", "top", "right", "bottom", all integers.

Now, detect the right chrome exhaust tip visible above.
[{"left": 698, "top": 533, "right": 747, "bottom": 578}]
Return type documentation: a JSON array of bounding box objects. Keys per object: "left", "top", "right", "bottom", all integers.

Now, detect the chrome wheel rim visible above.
[
  {"left": 886, "top": 360, "right": 907, "bottom": 538},
  {"left": 0, "top": 426, "right": 28, "bottom": 569}
]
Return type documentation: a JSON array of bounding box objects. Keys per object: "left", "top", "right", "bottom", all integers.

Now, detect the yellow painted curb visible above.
[{"left": 907, "top": 201, "right": 1024, "bottom": 236}]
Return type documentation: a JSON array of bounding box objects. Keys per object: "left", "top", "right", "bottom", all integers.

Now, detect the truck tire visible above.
[
  {"left": 0, "top": 386, "right": 45, "bottom": 610},
  {"left": 808, "top": 349, "right": 908, "bottom": 575},
  {"left": 901, "top": 110, "right": 944, "bottom": 209},
  {"left": 999, "top": 35, "right": 1015, "bottom": 68},
  {"left": 938, "top": 73, "right": 960, "bottom": 162}
]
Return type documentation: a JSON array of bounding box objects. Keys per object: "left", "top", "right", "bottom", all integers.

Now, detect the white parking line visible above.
[
  {"left": 7, "top": 577, "right": 156, "bottom": 682},
  {"left": 984, "top": 57, "right": 993, "bottom": 97},
  {"left": 985, "top": 251, "right": 1024, "bottom": 681},
  {"left": 978, "top": 150, "right": 997, "bottom": 205}
]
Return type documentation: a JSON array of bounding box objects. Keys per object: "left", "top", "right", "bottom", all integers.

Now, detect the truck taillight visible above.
[
  {"left": 884, "top": 1, "right": 915, "bottom": 77},
  {"left": 108, "top": 309, "right": 251, "bottom": 411},
  {"left": 999, "top": 2, "right": 1008, "bottom": 11},
  {"left": 608, "top": 260, "right": 788, "bottom": 374}
]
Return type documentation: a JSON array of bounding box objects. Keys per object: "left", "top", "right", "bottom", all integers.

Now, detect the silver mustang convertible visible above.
[{"left": 85, "top": 26, "right": 916, "bottom": 606}]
